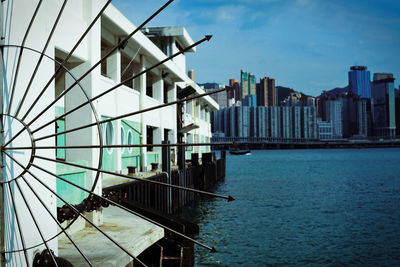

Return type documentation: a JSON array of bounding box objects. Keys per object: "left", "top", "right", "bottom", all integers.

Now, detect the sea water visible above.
[{"left": 181, "top": 148, "right": 400, "bottom": 266}]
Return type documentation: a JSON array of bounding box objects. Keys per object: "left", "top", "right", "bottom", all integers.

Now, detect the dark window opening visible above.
[
  {"left": 164, "top": 81, "right": 169, "bottom": 104},
  {"left": 164, "top": 129, "right": 170, "bottom": 142},
  {"left": 147, "top": 126, "right": 154, "bottom": 151},
  {"left": 146, "top": 73, "right": 153, "bottom": 97},
  {"left": 101, "top": 39, "right": 113, "bottom": 78},
  {"left": 121, "top": 52, "right": 134, "bottom": 88}
]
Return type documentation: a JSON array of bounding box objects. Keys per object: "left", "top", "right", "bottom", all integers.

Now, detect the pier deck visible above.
[{"left": 58, "top": 205, "right": 164, "bottom": 266}]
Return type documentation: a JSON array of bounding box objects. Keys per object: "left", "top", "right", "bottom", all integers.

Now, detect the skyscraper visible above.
[
  {"left": 229, "top": 78, "right": 240, "bottom": 103},
  {"left": 249, "top": 73, "right": 256, "bottom": 95},
  {"left": 257, "top": 77, "right": 276, "bottom": 107},
  {"left": 241, "top": 70, "right": 257, "bottom": 107},
  {"left": 371, "top": 73, "right": 396, "bottom": 136},
  {"left": 348, "top": 66, "right": 371, "bottom": 98},
  {"left": 241, "top": 70, "right": 249, "bottom": 99}
]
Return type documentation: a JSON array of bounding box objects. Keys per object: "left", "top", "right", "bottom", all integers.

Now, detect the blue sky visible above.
[{"left": 112, "top": 0, "right": 400, "bottom": 96}]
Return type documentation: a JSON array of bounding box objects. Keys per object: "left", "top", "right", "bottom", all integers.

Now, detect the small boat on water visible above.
[
  {"left": 229, "top": 145, "right": 251, "bottom": 155},
  {"left": 229, "top": 149, "right": 251, "bottom": 155}
]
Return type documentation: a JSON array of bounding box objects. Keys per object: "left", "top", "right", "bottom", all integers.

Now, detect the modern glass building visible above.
[{"left": 348, "top": 66, "right": 371, "bottom": 98}]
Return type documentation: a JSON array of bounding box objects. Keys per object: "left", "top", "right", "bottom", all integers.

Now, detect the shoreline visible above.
[{"left": 212, "top": 140, "right": 400, "bottom": 150}]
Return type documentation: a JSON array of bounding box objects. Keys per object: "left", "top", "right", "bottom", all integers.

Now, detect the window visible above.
[
  {"left": 146, "top": 126, "right": 154, "bottom": 151},
  {"left": 146, "top": 73, "right": 154, "bottom": 97},
  {"left": 105, "top": 122, "right": 114, "bottom": 154},
  {"left": 127, "top": 130, "right": 133, "bottom": 153}
]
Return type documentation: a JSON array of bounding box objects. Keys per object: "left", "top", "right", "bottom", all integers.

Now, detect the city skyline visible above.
[{"left": 113, "top": 0, "right": 400, "bottom": 97}]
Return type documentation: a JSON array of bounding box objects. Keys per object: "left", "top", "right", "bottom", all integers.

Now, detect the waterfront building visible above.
[
  {"left": 371, "top": 73, "right": 396, "bottom": 137},
  {"left": 302, "top": 106, "right": 318, "bottom": 139},
  {"left": 256, "top": 106, "right": 267, "bottom": 137},
  {"left": 318, "top": 121, "right": 334, "bottom": 140},
  {"left": 320, "top": 92, "right": 372, "bottom": 138},
  {"left": 270, "top": 106, "right": 281, "bottom": 138},
  {"left": 325, "top": 99, "right": 343, "bottom": 138},
  {"left": 339, "top": 94, "right": 355, "bottom": 137},
  {"left": 211, "top": 105, "right": 318, "bottom": 141},
  {"left": 1, "top": 1, "right": 218, "bottom": 265},
  {"left": 356, "top": 98, "right": 372, "bottom": 137},
  {"left": 281, "top": 107, "right": 292, "bottom": 138},
  {"left": 396, "top": 87, "right": 400, "bottom": 135},
  {"left": 348, "top": 66, "right": 371, "bottom": 98},
  {"left": 292, "top": 106, "right": 302, "bottom": 138}
]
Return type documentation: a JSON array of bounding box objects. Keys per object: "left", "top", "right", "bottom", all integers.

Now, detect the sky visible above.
[{"left": 112, "top": 0, "right": 400, "bottom": 96}]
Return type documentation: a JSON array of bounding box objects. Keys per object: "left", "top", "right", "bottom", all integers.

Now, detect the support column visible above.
[
  {"left": 139, "top": 55, "right": 147, "bottom": 171},
  {"left": 153, "top": 70, "right": 163, "bottom": 102},
  {"left": 106, "top": 49, "right": 121, "bottom": 83}
]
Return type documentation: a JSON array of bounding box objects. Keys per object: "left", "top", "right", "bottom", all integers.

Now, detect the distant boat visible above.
[{"left": 229, "top": 148, "right": 251, "bottom": 155}]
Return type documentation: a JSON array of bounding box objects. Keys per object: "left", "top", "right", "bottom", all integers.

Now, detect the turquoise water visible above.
[{"left": 181, "top": 148, "right": 400, "bottom": 266}]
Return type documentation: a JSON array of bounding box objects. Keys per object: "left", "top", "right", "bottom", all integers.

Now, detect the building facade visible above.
[
  {"left": 257, "top": 77, "right": 277, "bottom": 107},
  {"left": 371, "top": 73, "right": 396, "bottom": 137},
  {"left": 1, "top": 1, "right": 218, "bottom": 265},
  {"left": 211, "top": 106, "right": 318, "bottom": 141},
  {"left": 240, "top": 70, "right": 257, "bottom": 106}
]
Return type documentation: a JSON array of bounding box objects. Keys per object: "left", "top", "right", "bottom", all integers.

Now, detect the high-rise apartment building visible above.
[
  {"left": 348, "top": 66, "right": 371, "bottom": 98},
  {"left": 241, "top": 70, "right": 257, "bottom": 106},
  {"left": 229, "top": 78, "right": 241, "bottom": 103},
  {"left": 211, "top": 106, "right": 318, "bottom": 140},
  {"left": 257, "top": 77, "right": 277, "bottom": 107},
  {"left": 326, "top": 99, "right": 343, "bottom": 138},
  {"left": 241, "top": 70, "right": 249, "bottom": 99},
  {"left": 249, "top": 73, "right": 256, "bottom": 95}
]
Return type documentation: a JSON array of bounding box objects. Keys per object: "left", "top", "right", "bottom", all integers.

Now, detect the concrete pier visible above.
[{"left": 58, "top": 206, "right": 164, "bottom": 266}]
